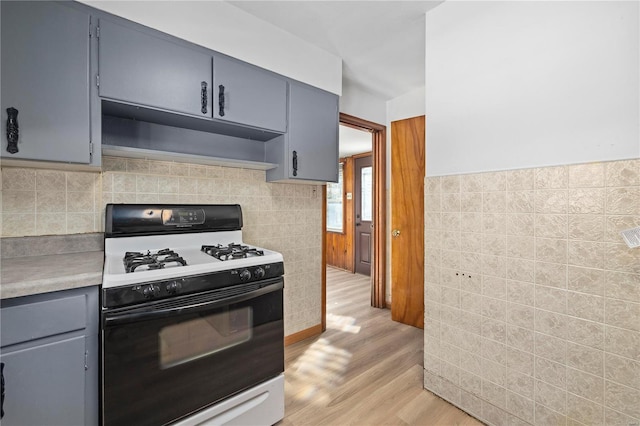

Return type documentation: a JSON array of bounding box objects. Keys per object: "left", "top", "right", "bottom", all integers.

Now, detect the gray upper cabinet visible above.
[
  {"left": 0, "top": 1, "right": 91, "bottom": 163},
  {"left": 213, "top": 56, "right": 287, "bottom": 132},
  {"left": 98, "top": 19, "right": 212, "bottom": 118},
  {"left": 266, "top": 81, "right": 339, "bottom": 183}
]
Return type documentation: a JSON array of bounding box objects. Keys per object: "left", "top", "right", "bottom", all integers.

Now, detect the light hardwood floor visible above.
[{"left": 279, "top": 267, "right": 483, "bottom": 426}]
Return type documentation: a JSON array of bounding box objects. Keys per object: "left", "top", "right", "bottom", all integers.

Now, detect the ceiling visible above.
[
  {"left": 226, "top": 1, "right": 443, "bottom": 155},
  {"left": 339, "top": 125, "right": 371, "bottom": 158},
  {"left": 226, "top": 1, "right": 443, "bottom": 101}
]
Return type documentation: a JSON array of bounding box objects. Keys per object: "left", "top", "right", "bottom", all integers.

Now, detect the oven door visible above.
[{"left": 101, "top": 278, "right": 284, "bottom": 426}]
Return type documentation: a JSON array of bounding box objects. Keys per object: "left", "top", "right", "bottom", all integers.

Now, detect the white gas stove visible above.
[{"left": 101, "top": 204, "right": 285, "bottom": 426}]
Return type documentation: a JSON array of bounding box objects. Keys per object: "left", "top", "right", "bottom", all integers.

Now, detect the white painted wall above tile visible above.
[{"left": 425, "top": 1, "right": 640, "bottom": 176}]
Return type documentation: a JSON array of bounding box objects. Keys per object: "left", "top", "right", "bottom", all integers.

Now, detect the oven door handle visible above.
[{"left": 103, "top": 281, "right": 283, "bottom": 327}]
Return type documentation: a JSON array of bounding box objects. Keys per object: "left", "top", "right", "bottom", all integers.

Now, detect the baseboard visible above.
[{"left": 284, "top": 324, "right": 323, "bottom": 346}]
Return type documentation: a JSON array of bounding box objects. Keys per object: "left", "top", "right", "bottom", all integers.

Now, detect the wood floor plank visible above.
[{"left": 280, "top": 267, "right": 482, "bottom": 426}]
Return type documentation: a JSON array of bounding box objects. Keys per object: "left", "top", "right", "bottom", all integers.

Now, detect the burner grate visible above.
[
  {"left": 201, "top": 243, "right": 264, "bottom": 261},
  {"left": 123, "top": 248, "right": 188, "bottom": 273}
]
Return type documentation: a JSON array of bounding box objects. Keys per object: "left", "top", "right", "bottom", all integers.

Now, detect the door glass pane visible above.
[
  {"left": 361, "top": 166, "right": 372, "bottom": 221},
  {"left": 159, "top": 307, "right": 252, "bottom": 369},
  {"left": 326, "top": 163, "right": 344, "bottom": 232}
]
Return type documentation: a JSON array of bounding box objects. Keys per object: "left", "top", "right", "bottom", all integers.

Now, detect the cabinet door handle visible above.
[
  {"left": 218, "top": 85, "right": 225, "bottom": 117},
  {"left": 292, "top": 150, "right": 298, "bottom": 177},
  {"left": 6, "top": 107, "right": 19, "bottom": 154},
  {"left": 201, "top": 82, "right": 208, "bottom": 114},
  {"left": 1, "top": 362, "right": 5, "bottom": 419}
]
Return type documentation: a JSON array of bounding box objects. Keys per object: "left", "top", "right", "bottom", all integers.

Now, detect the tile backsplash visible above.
[
  {"left": 0, "top": 168, "right": 102, "bottom": 237},
  {"left": 0, "top": 156, "right": 323, "bottom": 336},
  {"left": 424, "top": 159, "right": 640, "bottom": 426}
]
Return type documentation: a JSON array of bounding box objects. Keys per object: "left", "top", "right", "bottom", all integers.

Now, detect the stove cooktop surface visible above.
[{"left": 103, "top": 231, "right": 283, "bottom": 288}]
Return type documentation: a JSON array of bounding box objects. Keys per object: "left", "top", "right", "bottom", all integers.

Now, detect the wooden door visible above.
[
  {"left": 391, "top": 116, "right": 425, "bottom": 329},
  {"left": 354, "top": 155, "right": 373, "bottom": 276}
]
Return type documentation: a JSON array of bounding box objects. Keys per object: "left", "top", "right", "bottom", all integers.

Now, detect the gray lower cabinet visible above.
[
  {"left": 98, "top": 19, "right": 212, "bottom": 118},
  {"left": 213, "top": 56, "right": 287, "bottom": 132},
  {"left": 0, "top": 287, "right": 99, "bottom": 426},
  {"left": 0, "top": 1, "right": 92, "bottom": 164},
  {"left": 266, "top": 81, "right": 339, "bottom": 183}
]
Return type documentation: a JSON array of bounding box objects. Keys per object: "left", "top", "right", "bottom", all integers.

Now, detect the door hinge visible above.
[
  {"left": 84, "top": 351, "right": 89, "bottom": 371},
  {"left": 96, "top": 26, "right": 100, "bottom": 38},
  {"left": 89, "top": 142, "right": 94, "bottom": 155},
  {"left": 96, "top": 75, "right": 100, "bottom": 88}
]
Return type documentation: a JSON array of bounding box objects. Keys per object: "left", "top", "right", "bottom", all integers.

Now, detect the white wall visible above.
[
  {"left": 387, "top": 86, "right": 425, "bottom": 124},
  {"left": 81, "top": 1, "right": 342, "bottom": 95},
  {"left": 387, "top": 86, "right": 426, "bottom": 187},
  {"left": 425, "top": 1, "right": 640, "bottom": 176},
  {"left": 340, "top": 81, "right": 387, "bottom": 125}
]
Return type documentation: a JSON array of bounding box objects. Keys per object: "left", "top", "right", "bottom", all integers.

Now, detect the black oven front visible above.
[{"left": 101, "top": 278, "right": 284, "bottom": 426}]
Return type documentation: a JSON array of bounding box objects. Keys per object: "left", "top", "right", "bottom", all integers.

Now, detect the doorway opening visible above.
[{"left": 322, "top": 114, "right": 386, "bottom": 330}]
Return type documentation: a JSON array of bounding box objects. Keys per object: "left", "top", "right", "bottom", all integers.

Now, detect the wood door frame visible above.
[{"left": 322, "top": 113, "right": 386, "bottom": 332}]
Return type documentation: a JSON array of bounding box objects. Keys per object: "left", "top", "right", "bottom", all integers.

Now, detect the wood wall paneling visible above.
[{"left": 325, "top": 156, "right": 355, "bottom": 272}]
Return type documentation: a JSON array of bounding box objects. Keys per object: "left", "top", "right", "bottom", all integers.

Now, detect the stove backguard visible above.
[{"left": 105, "top": 204, "right": 243, "bottom": 238}]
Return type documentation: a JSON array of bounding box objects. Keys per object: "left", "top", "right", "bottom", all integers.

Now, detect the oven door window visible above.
[{"left": 159, "top": 307, "right": 252, "bottom": 369}]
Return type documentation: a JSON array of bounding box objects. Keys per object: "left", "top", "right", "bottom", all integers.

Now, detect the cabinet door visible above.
[
  {"left": 0, "top": 1, "right": 91, "bottom": 163},
  {"left": 99, "top": 19, "right": 212, "bottom": 118},
  {"left": 213, "top": 56, "right": 287, "bottom": 132},
  {"left": 0, "top": 337, "right": 86, "bottom": 425},
  {"left": 287, "top": 82, "right": 339, "bottom": 182}
]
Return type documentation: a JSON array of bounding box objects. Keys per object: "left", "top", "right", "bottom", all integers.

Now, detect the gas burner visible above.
[
  {"left": 201, "top": 243, "right": 264, "bottom": 261},
  {"left": 123, "top": 248, "right": 188, "bottom": 273}
]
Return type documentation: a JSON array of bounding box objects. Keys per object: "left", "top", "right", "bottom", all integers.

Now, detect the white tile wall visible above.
[{"left": 424, "top": 159, "right": 640, "bottom": 426}]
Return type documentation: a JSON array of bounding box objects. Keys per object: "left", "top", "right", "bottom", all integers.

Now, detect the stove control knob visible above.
[
  {"left": 143, "top": 284, "right": 160, "bottom": 299},
  {"left": 239, "top": 269, "right": 251, "bottom": 281},
  {"left": 254, "top": 267, "right": 265, "bottom": 279},
  {"left": 166, "top": 281, "right": 181, "bottom": 294}
]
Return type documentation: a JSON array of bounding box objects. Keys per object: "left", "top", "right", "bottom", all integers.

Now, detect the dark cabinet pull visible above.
[
  {"left": 1, "top": 362, "right": 5, "bottom": 419},
  {"left": 6, "top": 107, "right": 19, "bottom": 154},
  {"left": 218, "top": 85, "right": 225, "bottom": 117},
  {"left": 201, "top": 82, "right": 208, "bottom": 114},
  {"left": 292, "top": 150, "right": 298, "bottom": 177}
]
